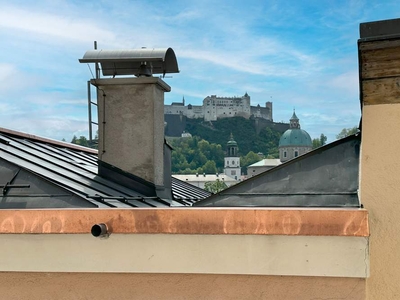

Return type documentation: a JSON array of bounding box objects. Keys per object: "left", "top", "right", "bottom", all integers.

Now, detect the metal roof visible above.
[
  {"left": 0, "top": 128, "right": 209, "bottom": 208},
  {"left": 248, "top": 159, "right": 281, "bottom": 168},
  {"left": 79, "top": 48, "right": 179, "bottom": 77},
  {"left": 194, "top": 134, "right": 361, "bottom": 207}
]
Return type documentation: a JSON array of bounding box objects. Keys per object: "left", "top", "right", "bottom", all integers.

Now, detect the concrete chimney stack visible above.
[{"left": 92, "top": 77, "right": 170, "bottom": 187}]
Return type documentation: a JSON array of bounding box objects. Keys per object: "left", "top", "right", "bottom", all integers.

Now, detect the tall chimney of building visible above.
[
  {"left": 80, "top": 48, "right": 179, "bottom": 199},
  {"left": 94, "top": 77, "right": 169, "bottom": 185}
]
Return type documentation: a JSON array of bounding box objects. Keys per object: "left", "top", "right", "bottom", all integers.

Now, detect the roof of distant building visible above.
[
  {"left": 248, "top": 159, "right": 281, "bottom": 168},
  {"left": 173, "top": 174, "right": 238, "bottom": 183}
]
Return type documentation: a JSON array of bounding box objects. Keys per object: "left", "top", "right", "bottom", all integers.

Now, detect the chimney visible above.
[{"left": 80, "top": 48, "right": 179, "bottom": 198}]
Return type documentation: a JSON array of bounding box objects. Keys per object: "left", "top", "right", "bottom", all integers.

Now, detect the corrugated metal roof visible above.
[{"left": 0, "top": 128, "right": 209, "bottom": 208}]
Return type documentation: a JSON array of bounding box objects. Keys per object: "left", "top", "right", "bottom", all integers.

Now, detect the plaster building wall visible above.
[
  {"left": 247, "top": 158, "right": 281, "bottom": 177},
  {"left": 361, "top": 105, "right": 400, "bottom": 299},
  {"left": 203, "top": 94, "right": 251, "bottom": 121},
  {"left": 186, "top": 104, "right": 204, "bottom": 118},
  {"left": 250, "top": 101, "right": 273, "bottom": 120},
  {"left": 0, "top": 273, "right": 366, "bottom": 300},
  {"left": 279, "top": 146, "right": 311, "bottom": 162}
]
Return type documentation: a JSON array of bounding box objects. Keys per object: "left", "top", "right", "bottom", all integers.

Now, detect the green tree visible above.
[
  {"left": 204, "top": 179, "right": 228, "bottom": 193},
  {"left": 202, "top": 160, "right": 217, "bottom": 174},
  {"left": 168, "top": 136, "right": 225, "bottom": 174},
  {"left": 312, "top": 133, "right": 328, "bottom": 149},
  {"left": 71, "top": 135, "right": 89, "bottom": 147},
  {"left": 240, "top": 151, "right": 262, "bottom": 174},
  {"left": 336, "top": 127, "right": 358, "bottom": 140}
]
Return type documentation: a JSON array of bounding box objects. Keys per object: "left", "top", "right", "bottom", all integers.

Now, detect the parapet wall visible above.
[{"left": 0, "top": 208, "right": 369, "bottom": 299}]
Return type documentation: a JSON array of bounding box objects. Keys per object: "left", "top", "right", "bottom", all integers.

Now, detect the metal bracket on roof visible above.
[
  {"left": 0, "top": 182, "right": 30, "bottom": 196},
  {"left": 0, "top": 137, "right": 10, "bottom": 145}
]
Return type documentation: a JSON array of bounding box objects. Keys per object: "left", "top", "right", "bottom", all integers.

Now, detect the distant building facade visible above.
[
  {"left": 247, "top": 159, "right": 281, "bottom": 177},
  {"left": 279, "top": 111, "right": 312, "bottom": 162},
  {"left": 172, "top": 173, "right": 238, "bottom": 189},
  {"left": 164, "top": 93, "right": 273, "bottom": 122}
]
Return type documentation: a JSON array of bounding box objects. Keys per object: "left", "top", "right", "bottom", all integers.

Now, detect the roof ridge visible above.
[{"left": 0, "top": 127, "right": 97, "bottom": 154}]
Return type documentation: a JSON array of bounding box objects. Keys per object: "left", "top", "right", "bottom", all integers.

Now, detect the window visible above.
[
  {"left": 232, "top": 160, "right": 235, "bottom": 165},
  {"left": 295, "top": 151, "right": 299, "bottom": 157},
  {"left": 231, "top": 170, "right": 236, "bottom": 175},
  {"left": 284, "top": 151, "right": 287, "bottom": 158}
]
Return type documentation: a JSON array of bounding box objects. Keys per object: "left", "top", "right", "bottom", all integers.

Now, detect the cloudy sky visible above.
[{"left": 0, "top": 0, "right": 399, "bottom": 143}]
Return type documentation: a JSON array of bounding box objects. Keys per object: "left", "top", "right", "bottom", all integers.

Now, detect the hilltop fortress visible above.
[
  {"left": 165, "top": 93, "right": 273, "bottom": 121},
  {"left": 164, "top": 93, "right": 289, "bottom": 137}
]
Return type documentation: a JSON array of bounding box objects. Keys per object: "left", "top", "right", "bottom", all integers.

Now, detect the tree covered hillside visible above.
[
  {"left": 168, "top": 117, "right": 283, "bottom": 174},
  {"left": 185, "top": 117, "right": 282, "bottom": 157}
]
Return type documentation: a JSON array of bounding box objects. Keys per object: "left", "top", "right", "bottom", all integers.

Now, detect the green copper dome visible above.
[
  {"left": 279, "top": 129, "right": 312, "bottom": 147},
  {"left": 279, "top": 111, "right": 312, "bottom": 147},
  {"left": 227, "top": 133, "right": 237, "bottom": 146}
]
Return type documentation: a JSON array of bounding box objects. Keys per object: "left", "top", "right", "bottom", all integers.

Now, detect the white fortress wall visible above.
[{"left": 165, "top": 94, "right": 272, "bottom": 121}]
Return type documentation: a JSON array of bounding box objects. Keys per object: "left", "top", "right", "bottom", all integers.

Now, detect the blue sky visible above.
[{"left": 0, "top": 0, "right": 399, "bottom": 143}]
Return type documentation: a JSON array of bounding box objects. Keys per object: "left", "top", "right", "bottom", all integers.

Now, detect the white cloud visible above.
[
  {"left": 328, "top": 70, "right": 359, "bottom": 96},
  {"left": 0, "top": 6, "right": 116, "bottom": 44}
]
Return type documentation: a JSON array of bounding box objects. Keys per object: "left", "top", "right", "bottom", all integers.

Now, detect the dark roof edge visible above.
[
  {"left": 359, "top": 18, "right": 400, "bottom": 41},
  {"left": 98, "top": 160, "right": 158, "bottom": 197},
  {"left": 0, "top": 127, "right": 97, "bottom": 154}
]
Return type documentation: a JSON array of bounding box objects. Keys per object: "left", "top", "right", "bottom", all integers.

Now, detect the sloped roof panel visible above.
[{"left": 195, "top": 134, "right": 361, "bottom": 207}]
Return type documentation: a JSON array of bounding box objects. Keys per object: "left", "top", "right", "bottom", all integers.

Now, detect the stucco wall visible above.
[
  {"left": 360, "top": 104, "right": 400, "bottom": 299},
  {"left": 0, "top": 272, "right": 365, "bottom": 300}
]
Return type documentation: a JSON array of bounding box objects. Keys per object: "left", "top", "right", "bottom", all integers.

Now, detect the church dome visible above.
[
  {"left": 227, "top": 139, "right": 237, "bottom": 146},
  {"left": 279, "top": 111, "right": 312, "bottom": 147},
  {"left": 279, "top": 129, "right": 312, "bottom": 147},
  {"left": 227, "top": 133, "right": 238, "bottom": 146}
]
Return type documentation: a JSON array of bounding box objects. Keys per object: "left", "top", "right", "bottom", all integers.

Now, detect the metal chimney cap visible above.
[{"left": 79, "top": 47, "right": 179, "bottom": 77}]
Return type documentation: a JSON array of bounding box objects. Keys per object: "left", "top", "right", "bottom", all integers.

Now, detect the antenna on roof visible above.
[{"left": 94, "top": 41, "right": 100, "bottom": 79}]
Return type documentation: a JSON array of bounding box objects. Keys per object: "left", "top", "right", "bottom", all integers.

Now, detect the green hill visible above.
[
  {"left": 166, "top": 117, "right": 285, "bottom": 175},
  {"left": 185, "top": 117, "right": 283, "bottom": 157}
]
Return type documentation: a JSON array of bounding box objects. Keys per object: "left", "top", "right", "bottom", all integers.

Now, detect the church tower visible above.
[{"left": 224, "top": 134, "right": 241, "bottom": 180}]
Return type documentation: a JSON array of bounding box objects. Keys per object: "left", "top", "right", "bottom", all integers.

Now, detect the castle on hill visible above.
[{"left": 165, "top": 93, "right": 273, "bottom": 122}]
